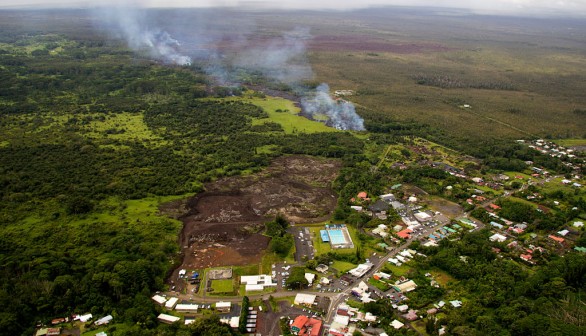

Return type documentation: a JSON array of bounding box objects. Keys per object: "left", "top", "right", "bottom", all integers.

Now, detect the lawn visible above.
[
  {"left": 331, "top": 260, "right": 357, "bottom": 274},
  {"left": 383, "top": 264, "right": 413, "bottom": 277},
  {"left": 214, "top": 93, "right": 337, "bottom": 134},
  {"left": 429, "top": 269, "right": 457, "bottom": 287},
  {"left": 211, "top": 279, "right": 234, "bottom": 293},
  {"left": 235, "top": 95, "right": 337, "bottom": 134}
]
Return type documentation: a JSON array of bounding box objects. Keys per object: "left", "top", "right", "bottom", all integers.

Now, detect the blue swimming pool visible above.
[{"left": 328, "top": 229, "right": 348, "bottom": 245}]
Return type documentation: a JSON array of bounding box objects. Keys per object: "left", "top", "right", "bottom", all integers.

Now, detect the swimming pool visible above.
[{"left": 328, "top": 229, "right": 348, "bottom": 245}]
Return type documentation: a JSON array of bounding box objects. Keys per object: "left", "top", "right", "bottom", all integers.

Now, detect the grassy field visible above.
[
  {"left": 383, "top": 263, "right": 413, "bottom": 277},
  {"left": 331, "top": 260, "right": 357, "bottom": 274},
  {"left": 227, "top": 94, "right": 337, "bottom": 134},
  {"left": 211, "top": 279, "right": 234, "bottom": 293},
  {"left": 553, "top": 139, "right": 586, "bottom": 147}
]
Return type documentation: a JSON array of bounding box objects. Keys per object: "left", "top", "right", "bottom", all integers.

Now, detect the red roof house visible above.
[
  {"left": 397, "top": 229, "right": 413, "bottom": 239},
  {"left": 291, "top": 315, "right": 322, "bottom": 336}
]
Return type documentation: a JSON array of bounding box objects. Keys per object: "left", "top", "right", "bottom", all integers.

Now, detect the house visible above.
[
  {"left": 390, "top": 201, "right": 405, "bottom": 210},
  {"left": 575, "top": 247, "right": 586, "bottom": 253},
  {"left": 558, "top": 229, "right": 570, "bottom": 237},
  {"left": 348, "top": 263, "right": 373, "bottom": 278},
  {"left": 573, "top": 221, "right": 584, "bottom": 228},
  {"left": 158, "top": 314, "right": 181, "bottom": 324},
  {"left": 295, "top": 293, "right": 316, "bottom": 306},
  {"left": 215, "top": 302, "right": 231, "bottom": 313},
  {"left": 165, "top": 297, "right": 179, "bottom": 309},
  {"left": 373, "top": 272, "right": 391, "bottom": 280},
  {"left": 152, "top": 295, "right": 167, "bottom": 305},
  {"left": 427, "top": 308, "right": 438, "bottom": 315},
  {"left": 316, "top": 264, "right": 329, "bottom": 273},
  {"left": 393, "top": 280, "right": 417, "bottom": 292},
  {"left": 548, "top": 235, "right": 565, "bottom": 244},
  {"left": 450, "top": 300, "right": 462, "bottom": 308},
  {"left": 390, "top": 320, "right": 404, "bottom": 329},
  {"left": 305, "top": 273, "right": 316, "bottom": 285},
  {"left": 397, "top": 228, "right": 413, "bottom": 239},
  {"left": 380, "top": 193, "right": 396, "bottom": 202},
  {"left": 489, "top": 233, "right": 507, "bottom": 243},
  {"left": 240, "top": 275, "right": 276, "bottom": 291},
  {"left": 488, "top": 204, "right": 501, "bottom": 211},
  {"left": 414, "top": 212, "right": 432, "bottom": 222},
  {"left": 490, "top": 222, "right": 504, "bottom": 230},
  {"left": 175, "top": 304, "right": 199, "bottom": 313},
  {"left": 35, "top": 328, "right": 61, "bottom": 336},
  {"left": 403, "top": 309, "right": 419, "bottom": 321},
  {"left": 94, "top": 315, "right": 113, "bottom": 326},
  {"left": 290, "top": 315, "right": 322, "bottom": 336},
  {"left": 74, "top": 314, "right": 93, "bottom": 323},
  {"left": 357, "top": 192, "right": 369, "bottom": 200},
  {"left": 520, "top": 254, "right": 532, "bottom": 262}
]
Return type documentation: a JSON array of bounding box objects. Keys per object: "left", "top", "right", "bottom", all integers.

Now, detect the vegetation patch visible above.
[{"left": 211, "top": 279, "right": 234, "bottom": 293}]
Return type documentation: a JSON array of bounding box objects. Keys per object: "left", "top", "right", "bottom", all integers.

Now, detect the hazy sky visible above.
[{"left": 1, "top": 0, "right": 586, "bottom": 16}]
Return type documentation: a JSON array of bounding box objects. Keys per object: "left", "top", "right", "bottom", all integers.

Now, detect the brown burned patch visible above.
[
  {"left": 164, "top": 155, "right": 341, "bottom": 271},
  {"left": 309, "top": 35, "right": 453, "bottom": 53}
]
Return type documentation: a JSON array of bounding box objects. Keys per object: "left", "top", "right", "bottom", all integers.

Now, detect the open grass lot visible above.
[
  {"left": 553, "top": 139, "right": 586, "bottom": 147},
  {"left": 211, "top": 279, "right": 234, "bottom": 293},
  {"left": 226, "top": 95, "right": 337, "bottom": 134},
  {"left": 383, "top": 263, "right": 413, "bottom": 277},
  {"left": 331, "top": 260, "right": 357, "bottom": 274}
]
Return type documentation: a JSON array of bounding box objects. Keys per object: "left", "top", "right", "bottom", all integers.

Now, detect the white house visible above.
[
  {"left": 489, "top": 233, "right": 507, "bottom": 243},
  {"left": 158, "top": 314, "right": 180, "bottom": 324},
  {"left": 165, "top": 297, "right": 179, "bottom": 309},
  {"left": 294, "top": 293, "right": 316, "bottom": 306}
]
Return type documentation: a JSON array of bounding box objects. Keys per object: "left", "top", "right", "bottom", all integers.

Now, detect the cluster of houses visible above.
[
  {"left": 351, "top": 192, "right": 453, "bottom": 245},
  {"left": 328, "top": 303, "right": 377, "bottom": 336},
  {"left": 521, "top": 139, "right": 585, "bottom": 173},
  {"left": 152, "top": 294, "right": 231, "bottom": 325},
  {"left": 35, "top": 314, "right": 113, "bottom": 336}
]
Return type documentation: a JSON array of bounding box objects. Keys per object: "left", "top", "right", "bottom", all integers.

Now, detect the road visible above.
[{"left": 324, "top": 220, "right": 452, "bottom": 325}]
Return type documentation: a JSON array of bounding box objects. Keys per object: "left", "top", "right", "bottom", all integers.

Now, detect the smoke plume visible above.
[
  {"left": 301, "top": 84, "right": 365, "bottom": 131},
  {"left": 94, "top": 5, "right": 191, "bottom": 65},
  {"left": 92, "top": 6, "right": 364, "bottom": 130}
]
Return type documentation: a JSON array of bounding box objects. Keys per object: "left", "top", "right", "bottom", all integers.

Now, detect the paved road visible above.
[{"left": 324, "top": 220, "right": 453, "bottom": 325}]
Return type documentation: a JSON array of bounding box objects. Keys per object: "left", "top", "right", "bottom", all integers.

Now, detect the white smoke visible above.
[
  {"left": 301, "top": 84, "right": 365, "bottom": 131},
  {"left": 234, "top": 27, "right": 312, "bottom": 85},
  {"left": 93, "top": 5, "right": 191, "bottom": 65}
]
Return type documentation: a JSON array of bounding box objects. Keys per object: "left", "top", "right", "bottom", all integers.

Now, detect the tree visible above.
[
  {"left": 286, "top": 267, "right": 308, "bottom": 289},
  {"left": 66, "top": 196, "right": 94, "bottom": 215}
]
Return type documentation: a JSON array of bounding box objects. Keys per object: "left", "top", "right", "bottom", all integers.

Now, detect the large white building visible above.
[
  {"left": 294, "top": 293, "right": 317, "bottom": 306},
  {"left": 348, "top": 262, "right": 373, "bottom": 278},
  {"left": 240, "top": 275, "right": 276, "bottom": 291}
]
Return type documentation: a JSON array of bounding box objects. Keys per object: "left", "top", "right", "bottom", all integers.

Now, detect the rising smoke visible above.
[
  {"left": 301, "top": 84, "right": 365, "bottom": 131},
  {"left": 93, "top": 5, "right": 191, "bottom": 65},
  {"left": 94, "top": 5, "right": 364, "bottom": 130}
]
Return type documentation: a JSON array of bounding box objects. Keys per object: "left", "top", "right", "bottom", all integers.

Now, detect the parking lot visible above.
[{"left": 289, "top": 227, "right": 314, "bottom": 262}]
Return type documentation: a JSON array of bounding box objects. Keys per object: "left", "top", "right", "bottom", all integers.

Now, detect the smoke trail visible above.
[
  {"left": 301, "top": 83, "right": 365, "bottom": 131},
  {"left": 93, "top": 4, "right": 191, "bottom": 65},
  {"left": 234, "top": 27, "right": 313, "bottom": 85},
  {"left": 234, "top": 28, "right": 364, "bottom": 131}
]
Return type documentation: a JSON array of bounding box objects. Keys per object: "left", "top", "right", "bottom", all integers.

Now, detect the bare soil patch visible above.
[{"left": 162, "top": 155, "right": 341, "bottom": 272}]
